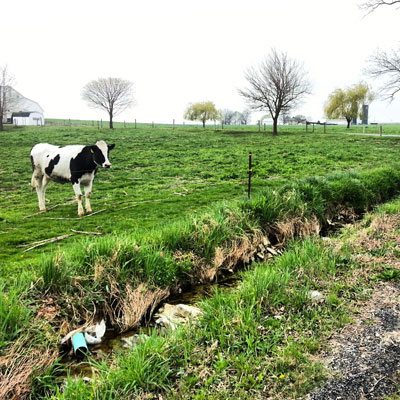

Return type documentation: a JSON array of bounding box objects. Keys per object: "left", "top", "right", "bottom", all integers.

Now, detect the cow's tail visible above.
[
  {"left": 30, "top": 155, "right": 38, "bottom": 189},
  {"left": 30, "top": 155, "right": 35, "bottom": 189}
]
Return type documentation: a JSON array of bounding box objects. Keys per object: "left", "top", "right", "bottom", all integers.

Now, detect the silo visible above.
[{"left": 362, "top": 105, "right": 369, "bottom": 125}]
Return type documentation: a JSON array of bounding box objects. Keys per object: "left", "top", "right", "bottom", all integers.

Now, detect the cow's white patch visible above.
[{"left": 95, "top": 140, "right": 111, "bottom": 168}]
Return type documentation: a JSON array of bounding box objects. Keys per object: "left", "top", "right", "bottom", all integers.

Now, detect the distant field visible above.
[
  {"left": 1, "top": 123, "right": 400, "bottom": 275},
  {"left": 45, "top": 118, "right": 400, "bottom": 135}
]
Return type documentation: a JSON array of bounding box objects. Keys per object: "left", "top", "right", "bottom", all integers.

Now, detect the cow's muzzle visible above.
[{"left": 103, "top": 163, "right": 111, "bottom": 168}]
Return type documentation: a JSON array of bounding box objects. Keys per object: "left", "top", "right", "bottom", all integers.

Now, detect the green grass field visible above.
[
  {"left": 1, "top": 123, "right": 400, "bottom": 273},
  {"left": 3, "top": 123, "right": 400, "bottom": 399}
]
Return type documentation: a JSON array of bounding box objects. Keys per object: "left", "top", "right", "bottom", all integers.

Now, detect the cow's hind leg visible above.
[
  {"left": 83, "top": 181, "right": 93, "bottom": 214},
  {"left": 73, "top": 183, "right": 84, "bottom": 216},
  {"left": 39, "top": 176, "right": 51, "bottom": 211}
]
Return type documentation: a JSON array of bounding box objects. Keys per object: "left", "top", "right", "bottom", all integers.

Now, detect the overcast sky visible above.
[{"left": 3, "top": 0, "right": 400, "bottom": 124}]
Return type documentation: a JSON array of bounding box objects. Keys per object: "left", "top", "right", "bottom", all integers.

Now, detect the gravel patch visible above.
[{"left": 306, "top": 282, "right": 400, "bottom": 400}]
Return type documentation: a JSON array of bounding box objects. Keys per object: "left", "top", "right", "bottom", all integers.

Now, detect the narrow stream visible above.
[{"left": 61, "top": 275, "right": 240, "bottom": 378}]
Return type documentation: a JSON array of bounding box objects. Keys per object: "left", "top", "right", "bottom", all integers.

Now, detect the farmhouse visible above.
[{"left": 1, "top": 86, "right": 45, "bottom": 126}]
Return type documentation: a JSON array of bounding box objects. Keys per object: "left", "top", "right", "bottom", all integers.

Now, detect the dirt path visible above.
[{"left": 307, "top": 281, "right": 400, "bottom": 399}]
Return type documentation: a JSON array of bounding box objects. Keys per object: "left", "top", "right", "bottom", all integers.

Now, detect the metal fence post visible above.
[{"left": 248, "top": 152, "right": 252, "bottom": 199}]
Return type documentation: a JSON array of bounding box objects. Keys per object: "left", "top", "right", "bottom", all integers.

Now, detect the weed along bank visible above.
[{"left": 3, "top": 125, "right": 400, "bottom": 398}]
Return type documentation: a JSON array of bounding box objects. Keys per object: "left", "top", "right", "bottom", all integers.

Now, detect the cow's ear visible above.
[
  {"left": 90, "top": 145, "right": 96, "bottom": 154},
  {"left": 108, "top": 144, "right": 115, "bottom": 150}
]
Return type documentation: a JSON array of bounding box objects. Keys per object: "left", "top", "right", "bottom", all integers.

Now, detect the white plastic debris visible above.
[{"left": 84, "top": 320, "right": 106, "bottom": 345}]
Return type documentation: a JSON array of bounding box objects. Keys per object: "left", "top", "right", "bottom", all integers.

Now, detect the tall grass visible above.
[{"left": 0, "top": 287, "right": 30, "bottom": 349}]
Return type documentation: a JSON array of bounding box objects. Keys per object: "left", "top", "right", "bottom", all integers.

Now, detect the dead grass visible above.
[
  {"left": 213, "top": 230, "right": 265, "bottom": 270},
  {"left": 0, "top": 340, "right": 58, "bottom": 400},
  {"left": 274, "top": 216, "right": 321, "bottom": 244},
  {"left": 35, "top": 297, "right": 59, "bottom": 321},
  {"left": 113, "top": 283, "right": 170, "bottom": 332},
  {"left": 350, "top": 213, "right": 400, "bottom": 270}
]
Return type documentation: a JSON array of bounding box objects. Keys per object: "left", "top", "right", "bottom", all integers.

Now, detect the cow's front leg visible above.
[
  {"left": 83, "top": 181, "right": 93, "bottom": 214},
  {"left": 72, "top": 183, "right": 84, "bottom": 216}
]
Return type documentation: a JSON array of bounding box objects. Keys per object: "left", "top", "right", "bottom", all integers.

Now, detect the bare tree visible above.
[
  {"left": 0, "top": 66, "right": 17, "bottom": 131},
  {"left": 82, "top": 77, "right": 134, "bottom": 129},
  {"left": 360, "top": 0, "right": 400, "bottom": 14},
  {"left": 239, "top": 49, "right": 310, "bottom": 135},
  {"left": 366, "top": 48, "right": 400, "bottom": 101},
  {"left": 221, "top": 109, "right": 236, "bottom": 125},
  {"left": 221, "top": 109, "right": 252, "bottom": 125},
  {"left": 292, "top": 114, "right": 307, "bottom": 124},
  {"left": 240, "top": 109, "right": 251, "bottom": 125}
]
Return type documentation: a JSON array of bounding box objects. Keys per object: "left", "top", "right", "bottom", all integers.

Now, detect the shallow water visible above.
[{"left": 61, "top": 274, "right": 240, "bottom": 378}]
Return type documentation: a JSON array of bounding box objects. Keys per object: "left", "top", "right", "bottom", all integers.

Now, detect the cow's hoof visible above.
[
  {"left": 86, "top": 208, "right": 92, "bottom": 214},
  {"left": 39, "top": 208, "right": 46, "bottom": 212},
  {"left": 78, "top": 211, "right": 84, "bottom": 217}
]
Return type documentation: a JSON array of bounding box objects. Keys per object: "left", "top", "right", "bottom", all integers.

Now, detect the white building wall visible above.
[
  {"left": 13, "top": 112, "right": 44, "bottom": 126},
  {"left": 30, "top": 112, "right": 44, "bottom": 125}
]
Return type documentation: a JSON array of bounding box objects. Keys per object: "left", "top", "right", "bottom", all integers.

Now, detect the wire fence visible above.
[{"left": 43, "top": 119, "right": 400, "bottom": 136}]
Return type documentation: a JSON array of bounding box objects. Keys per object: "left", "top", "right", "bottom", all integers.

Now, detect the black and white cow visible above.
[{"left": 30, "top": 140, "right": 115, "bottom": 216}]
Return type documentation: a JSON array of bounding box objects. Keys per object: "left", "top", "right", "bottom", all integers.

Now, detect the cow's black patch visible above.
[
  {"left": 91, "top": 145, "right": 106, "bottom": 167},
  {"left": 50, "top": 175, "right": 70, "bottom": 184},
  {"left": 45, "top": 154, "right": 60, "bottom": 176},
  {"left": 70, "top": 146, "right": 98, "bottom": 184},
  {"left": 30, "top": 155, "right": 35, "bottom": 172}
]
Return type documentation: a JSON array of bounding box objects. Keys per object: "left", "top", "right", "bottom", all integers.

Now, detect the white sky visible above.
[{"left": 3, "top": 0, "right": 400, "bottom": 124}]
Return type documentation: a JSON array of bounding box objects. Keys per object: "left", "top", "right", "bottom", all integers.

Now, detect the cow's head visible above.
[{"left": 91, "top": 140, "right": 115, "bottom": 168}]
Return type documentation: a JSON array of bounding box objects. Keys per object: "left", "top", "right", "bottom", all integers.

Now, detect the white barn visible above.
[
  {"left": 12, "top": 111, "right": 44, "bottom": 126},
  {"left": 1, "top": 87, "right": 45, "bottom": 126}
]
